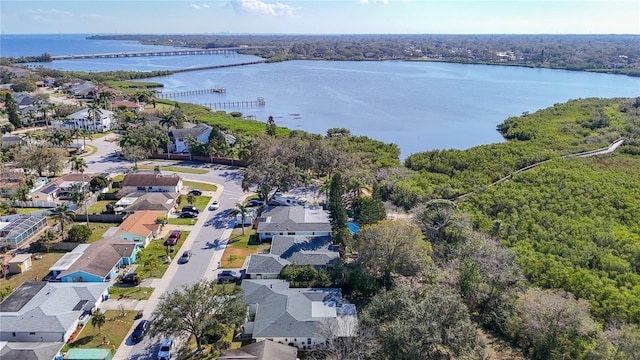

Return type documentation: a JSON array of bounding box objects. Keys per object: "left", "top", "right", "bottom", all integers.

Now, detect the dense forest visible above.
[{"left": 80, "top": 34, "right": 640, "bottom": 76}]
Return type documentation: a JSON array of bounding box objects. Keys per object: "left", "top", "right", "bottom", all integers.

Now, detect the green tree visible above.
[
  {"left": 86, "top": 102, "right": 102, "bottom": 131},
  {"left": 90, "top": 175, "right": 109, "bottom": 192},
  {"left": 4, "top": 93, "right": 21, "bottom": 129},
  {"left": 229, "top": 202, "right": 250, "bottom": 234},
  {"left": 328, "top": 173, "right": 348, "bottom": 240},
  {"left": 351, "top": 196, "right": 386, "bottom": 225},
  {"left": 266, "top": 115, "right": 276, "bottom": 136},
  {"left": 65, "top": 224, "right": 92, "bottom": 243},
  {"left": 361, "top": 282, "right": 483, "bottom": 360},
  {"left": 149, "top": 279, "right": 246, "bottom": 353},
  {"left": 91, "top": 311, "right": 106, "bottom": 335},
  {"left": 49, "top": 203, "right": 75, "bottom": 233},
  {"left": 353, "top": 220, "right": 432, "bottom": 287},
  {"left": 186, "top": 193, "right": 196, "bottom": 205}
]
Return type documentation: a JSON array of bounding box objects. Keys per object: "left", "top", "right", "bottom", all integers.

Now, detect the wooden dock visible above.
[
  {"left": 157, "top": 88, "right": 226, "bottom": 98},
  {"left": 202, "top": 97, "right": 265, "bottom": 109}
]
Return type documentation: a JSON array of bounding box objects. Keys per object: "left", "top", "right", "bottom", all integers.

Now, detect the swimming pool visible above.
[{"left": 347, "top": 222, "right": 359, "bottom": 234}]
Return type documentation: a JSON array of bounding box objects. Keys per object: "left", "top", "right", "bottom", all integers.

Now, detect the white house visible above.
[
  {"left": 62, "top": 108, "right": 114, "bottom": 132},
  {"left": 120, "top": 173, "right": 182, "bottom": 194},
  {"left": 255, "top": 206, "right": 332, "bottom": 241},
  {"left": 168, "top": 123, "right": 212, "bottom": 153}
]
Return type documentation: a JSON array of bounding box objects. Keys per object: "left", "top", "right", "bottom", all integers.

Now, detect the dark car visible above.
[
  {"left": 178, "top": 211, "right": 198, "bottom": 218},
  {"left": 179, "top": 250, "right": 192, "bottom": 264},
  {"left": 181, "top": 205, "right": 200, "bottom": 214},
  {"left": 217, "top": 270, "right": 242, "bottom": 283},
  {"left": 131, "top": 320, "right": 149, "bottom": 342},
  {"left": 119, "top": 273, "right": 140, "bottom": 285},
  {"left": 188, "top": 189, "right": 202, "bottom": 196},
  {"left": 247, "top": 199, "right": 265, "bottom": 207}
]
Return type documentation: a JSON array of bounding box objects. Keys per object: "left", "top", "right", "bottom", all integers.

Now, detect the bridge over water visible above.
[{"left": 50, "top": 46, "right": 271, "bottom": 60}]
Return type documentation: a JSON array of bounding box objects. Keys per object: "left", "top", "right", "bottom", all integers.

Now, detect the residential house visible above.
[
  {"left": 67, "top": 81, "right": 96, "bottom": 99},
  {"left": 30, "top": 182, "right": 59, "bottom": 202},
  {"left": 0, "top": 281, "right": 109, "bottom": 343},
  {"left": 61, "top": 108, "right": 114, "bottom": 133},
  {"left": 219, "top": 340, "right": 297, "bottom": 360},
  {"left": 240, "top": 279, "right": 357, "bottom": 350},
  {"left": 0, "top": 341, "right": 64, "bottom": 360},
  {"left": 245, "top": 235, "right": 339, "bottom": 279},
  {"left": 120, "top": 173, "right": 182, "bottom": 194},
  {"left": 53, "top": 237, "right": 138, "bottom": 282},
  {"left": 0, "top": 216, "right": 47, "bottom": 249},
  {"left": 0, "top": 135, "right": 25, "bottom": 149},
  {"left": 114, "top": 192, "right": 179, "bottom": 217},
  {"left": 8, "top": 254, "right": 32, "bottom": 274},
  {"left": 53, "top": 173, "right": 94, "bottom": 200},
  {"left": 168, "top": 123, "right": 212, "bottom": 153},
  {"left": 255, "top": 206, "right": 331, "bottom": 242},
  {"left": 114, "top": 210, "right": 164, "bottom": 248},
  {"left": 111, "top": 100, "right": 143, "bottom": 113}
]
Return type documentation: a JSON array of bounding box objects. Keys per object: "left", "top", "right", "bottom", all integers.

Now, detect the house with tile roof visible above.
[
  {"left": 240, "top": 279, "right": 356, "bottom": 350},
  {"left": 245, "top": 235, "right": 339, "bottom": 279},
  {"left": 56, "top": 236, "right": 138, "bottom": 283},
  {"left": 168, "top": 123, "right": 212, "bottom": 153},
  {"left": 111, "top": 100, "right": 144, "bottom": 113},
  {"left": 120, "top": 173, "right": 182, "bottom": 194},
  {"left": 0, "top": 281, "right": 109, "bottom": 343},
  {"left": 255, "top": 206, "right": 332, "bottom": 242},
  {"left": 114, "top": 210, "right": 164, "bottom": 248}
]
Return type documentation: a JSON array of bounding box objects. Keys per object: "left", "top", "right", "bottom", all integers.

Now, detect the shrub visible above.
[{"left": 66, "top": 224, "right": 92, "bottom": 243}]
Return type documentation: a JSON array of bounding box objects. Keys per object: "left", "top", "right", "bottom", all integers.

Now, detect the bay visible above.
[{"left": 3, "top": 34, "right": 639, "bottom": 158}]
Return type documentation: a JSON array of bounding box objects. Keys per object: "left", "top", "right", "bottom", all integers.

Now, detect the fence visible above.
[
  {"left": 147, "top": 154, "right": 248, "bottom": 167},
  {"left": 10, "top": 200, "right": 57, "bottom": 208}
]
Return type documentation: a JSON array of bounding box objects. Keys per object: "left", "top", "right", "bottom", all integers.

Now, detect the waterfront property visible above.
[
  {"left": 55, "top": 108, "right": 115, "bottom": 133},
  {"left": 168, "top": 123, "right": 212, "bottom": 153}
]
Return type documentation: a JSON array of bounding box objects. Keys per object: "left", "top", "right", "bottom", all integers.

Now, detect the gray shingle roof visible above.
[
  {"left": 256, "top": 206, "right": 331, "bottom": 233},
  {"left": 0, "top": 282, "right": 109, "bottom": 335},
  {"left": 59, "top": 236, "right": 136, "bottom": 279},
  {"left": 121, "top": 173, "right": 181, "bottom": 187},
  {"left": 241, "top": 280, "right": 355, "bottom": 339},
  {"left": 245, "top": 236, "right": 339, "bottom": 276},
  {"left": 219, "top": 339, "right": 297, "bottom": 360},
  {"left": 245, "top": 254, "right": 289, "bottom": 275},
  {"left": 0, "top": 342, "right": 64, "bottom": 360},
  {"left": 168, "top": 123, "right": 212, "bottom": 139}
]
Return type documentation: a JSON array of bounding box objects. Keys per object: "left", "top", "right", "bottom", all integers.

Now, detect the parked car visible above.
[
  {"left": 157, "top": 338, "right": 173, "bottom": 360},
  {"left": 165, "top": 230, "right": 181, "bottom": 246},
  {"left": 181, "top": 205, "right": 200, "bottom": 214},
  {"left": 179, "top": 250, "right": 192, "bottom": 263},
  {"left": 131, "top": 320, "right": 149, "bottom": 342},
  {"left": 247, "top": 199, "right": 265, "bottom": 207},
  {"left": 119, "top": 273, "right": 140, "bottom": 285},
  {"left": 178, "top": 211, "right": 198, "bottom": 218},
  {"left": 188, "top": 189, "right": 202, "bottom": 196},
  {"left": 208, "top": 200, "right": 220, "bottom": 210},
  {"left": 217, "top": 270, "right": 242, "bottom": 283}
]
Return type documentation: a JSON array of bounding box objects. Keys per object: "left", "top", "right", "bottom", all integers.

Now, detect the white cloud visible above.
[
  {"left": 189, "top": 3, "right": 209, "bottom": 10},
  {"left": 239, "top": 0, "right": 294, "bottom": 16}
]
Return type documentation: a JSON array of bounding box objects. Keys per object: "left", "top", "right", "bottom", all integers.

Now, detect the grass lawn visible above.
[
  {"left": 169, "top": 196, "right": 211, "bottom": 225},
  {"left": 112, "top": 174, "right": 125, "bottom": 182},
  {"left": 137, "top": 165, "right": 209, "bottom": 174},
  {"left": 62, "top": 310, "right": 137, "bottom": 353},
  {"left": 0, "top": 252, "right": 65, "bottom": 294},
  {"left": 86, "top": 200, "right": 115, "bottom": 214},
  {"left": 13, "top": 207, "right": 45, "bottom": 215},
  {"left": 135, "top": 231, "right": 190, "bottom": 279},
  {"left": 90, "top": 131, "right": 114, "bottom": 139},
  {"left": 183, "top": 180, "right": 217, "bottom": 192},
  {"left": 79, "top": 144, "right": 98, "bottom": 157},
  {"left": 221, "top": 228, "right": 269, "bottom": 268},
  {"left": 108, "top": 286, "right": 154, "bottom": 300},
  {"left": 85, "top": 222, "right": 121, "bottom": 243},
  {"left": 168, "top": 217, "right": 199, "bottom": 225}
]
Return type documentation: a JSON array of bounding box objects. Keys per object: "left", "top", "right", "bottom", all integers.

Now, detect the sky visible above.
[{"left": 1, "top": 0, "right": 639, "bottom": 35}]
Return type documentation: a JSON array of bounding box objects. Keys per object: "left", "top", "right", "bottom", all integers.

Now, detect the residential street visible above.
[{"left": 82, "top": 134, "right": 249, "bottom": 359}]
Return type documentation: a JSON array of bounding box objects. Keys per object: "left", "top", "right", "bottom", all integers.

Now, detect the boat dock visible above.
[
  {"left": 157, "top": 88, "right": 226, "bottom": 98},
  {"left": 203, "top": 97, "right": 266, "bottom": 109}
]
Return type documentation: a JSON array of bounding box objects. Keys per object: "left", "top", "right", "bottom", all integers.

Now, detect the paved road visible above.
[{"left": 81, "top": 134, "right": 249, "bottom": 359}]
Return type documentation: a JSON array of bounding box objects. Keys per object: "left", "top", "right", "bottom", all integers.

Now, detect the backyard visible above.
[
  {"left": 220, "top": 228, "right": 269, "bottom": 268},
  {"left": 62, "top": 310, "right": 138, "bottom": 353},
  {"left": 86, "top": 222, "right": 121, "bottom": 243},
  {"left": 134, "top": 231, "right": 190, "bottom": 279},
  {"left": 0, "top": 252, "right": 65, "bottom": 299}
]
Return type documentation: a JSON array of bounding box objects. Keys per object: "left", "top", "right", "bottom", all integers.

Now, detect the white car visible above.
[{"left": 209, "top": 200, "right": 220, "bottom": 210}]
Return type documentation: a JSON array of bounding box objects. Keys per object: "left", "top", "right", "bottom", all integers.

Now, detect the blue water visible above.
[
  {"left": 348, "top": 222, "right": 360, "bottom": 234},
  {"left": 2, "top": 34, "right": 639, "bottom": 158}
]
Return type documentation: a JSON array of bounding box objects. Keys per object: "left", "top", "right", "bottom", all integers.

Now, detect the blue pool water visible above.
[{"left": 347, "top": 222, "right": 359, "bottom": 234}]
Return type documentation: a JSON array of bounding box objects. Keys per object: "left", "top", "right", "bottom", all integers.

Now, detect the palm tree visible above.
[
  {"left": 159, "top": 112, "right": 178, "bottom": 159},
  {"left": 186, "top": 193, "right": 196, "bottom": 205},
  {"left": 87, "top": 102, "right": 102, "bottom": 132},
  {"left": 229, "top": 203, "right": 250, "bottom": 234},
  {"left": 79, "top": 129, "right": 93, "bottom": 151},
  {"left": 70, "top": 127, "right": 82, "bottom": 149},
  {"left": 98, "top": 91, "right": 115, "bottom": 110},
  {"left": 69, "top": 187, "right": 89, "bottom": 222},
  {"left": 69, "top": 156, "right": 89, "bottom": 224},
  {"left": 91, "top": 311, "right": 106, "bottom": 335},
  {"left": 49, "top": 203, "right": 75, "bottom": 233}
]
